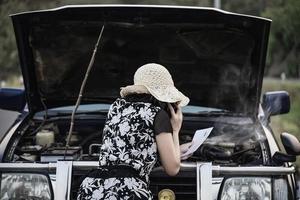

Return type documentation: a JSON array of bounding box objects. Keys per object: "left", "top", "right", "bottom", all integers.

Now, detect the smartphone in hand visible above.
[
  {"left": 166, "top": 103, "right": 177, "bottom": 117},
  {"left": 171, "top": 103, "right": 178, "bottom": 113},
  {"left": 160, "top": 102, "right": 178, "bottom": 117}
]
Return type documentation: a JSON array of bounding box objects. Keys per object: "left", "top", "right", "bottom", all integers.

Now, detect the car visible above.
[{"left": 0, "top": 5, "right": 299, "bottom": 200}]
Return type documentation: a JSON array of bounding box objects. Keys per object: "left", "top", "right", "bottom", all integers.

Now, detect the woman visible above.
[{"left": 77, "top": 63, "right": 191, "bottom": 200}]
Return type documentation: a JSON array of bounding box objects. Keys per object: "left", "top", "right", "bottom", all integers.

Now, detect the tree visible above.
[
  {"left": 1, "top": 0, "right": 299, "bottom": 80},
  {"left": 0, "top": 0, "right": 60, "bottom": 80},
  {"left": 263, "top": 0, "right": 300, "bottom": 77},
  {"left": 0, "top": 0, "right": 211, "bottom": 82}
]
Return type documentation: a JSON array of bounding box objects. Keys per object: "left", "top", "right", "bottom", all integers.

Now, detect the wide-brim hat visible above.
[{"left": 120, "top": 63, "right": 190, "bottom": 107}]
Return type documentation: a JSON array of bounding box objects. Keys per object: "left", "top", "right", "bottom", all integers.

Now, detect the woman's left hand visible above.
[{"left": 180, "top": 142, "right": 193, "bottom": 160}]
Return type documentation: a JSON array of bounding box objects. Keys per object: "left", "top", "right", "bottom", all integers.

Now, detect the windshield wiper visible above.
[
  {"left": 185, "top": 110, "right": 245, "bottom": 117},
  {"left": 34, "top": 109, "right": 109, "bottom": 119}
]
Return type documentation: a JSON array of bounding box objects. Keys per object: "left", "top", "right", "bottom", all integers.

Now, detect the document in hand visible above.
[{"left": 181, "top": 127, "right": 213, "bottom": 158}]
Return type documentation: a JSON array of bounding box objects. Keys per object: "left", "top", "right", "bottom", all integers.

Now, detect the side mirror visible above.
[
  {"left": 281, "top": 132, "right": 300, "bottom": 156},
  {"left": 0, "top": 88, "right": 25, "bottom": 112},
  {"left": 262, "top": 91, "right": 290, "bottom": 117}
]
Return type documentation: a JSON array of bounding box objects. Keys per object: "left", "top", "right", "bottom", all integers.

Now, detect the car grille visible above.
[
  {"left": 72, "top": 170, "right": 87, "bottom": 199},
  {"left": 150, "top": 170, "right": 197, "bottom": 200},
  {"left": 71, "top": 170, "right": 197, "bottom": 200}
]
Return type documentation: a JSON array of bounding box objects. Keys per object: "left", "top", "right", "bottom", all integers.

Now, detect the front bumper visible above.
[{"left": 0, "top": 161, "right": 295, "bottom": 200}]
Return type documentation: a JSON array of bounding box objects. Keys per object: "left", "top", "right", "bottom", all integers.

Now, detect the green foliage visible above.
[
  {"left": 1, "top": 0, "right": 300, "bottom": 80},
  {"left": 0, "top": 0, "right": 59, "bottom": 80},
  {"left": 0, "top": 0, "right": 20, "bottom": 79},
  {"left": 262, "top": 0, "right": 300, "bottom": 77},
  {"left": 222, "top": 0, "right": 265, "bottom": 15},
  {"left": 0, "top": 0, "right": 211, "bottom": 81}
]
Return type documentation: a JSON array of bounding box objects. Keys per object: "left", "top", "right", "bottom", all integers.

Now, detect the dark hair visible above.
[{"left": 124, "top": 93, "right": 169, "bottom": 111}]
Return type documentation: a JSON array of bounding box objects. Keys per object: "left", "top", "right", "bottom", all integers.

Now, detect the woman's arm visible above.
[{"left": 155, "top": 103, "right": 182, "bottom": 176}]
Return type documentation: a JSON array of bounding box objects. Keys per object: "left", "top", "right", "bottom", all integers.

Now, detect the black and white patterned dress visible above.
[{"left": 77, "top": 96, "right": 172, "bottom": 200}]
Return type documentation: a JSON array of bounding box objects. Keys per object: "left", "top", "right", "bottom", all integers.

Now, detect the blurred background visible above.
[{"left": 0, "top": 0, "right": 299, "bottom": 167}]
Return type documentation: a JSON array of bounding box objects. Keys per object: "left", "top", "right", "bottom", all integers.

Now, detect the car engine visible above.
[{"left": 8, "top": 115, "right": 263, "bottom": 166}]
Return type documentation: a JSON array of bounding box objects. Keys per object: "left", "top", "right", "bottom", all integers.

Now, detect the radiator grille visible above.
[
  {"left": 150, "top": 170, "right": 197, "bottom": 200},
  {"left": 71, "top": 170, "right": 197, "bottom": 200}
]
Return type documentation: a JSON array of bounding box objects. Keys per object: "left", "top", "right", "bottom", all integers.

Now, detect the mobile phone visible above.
[
  {"left": 171, "top": 103, "right": 177, "bottom": 112},
  {"left": 160, "top": 102, "right": 177, "bottom": 117},
  {"left": 166, "top": 103, "right": 177, "bottom": 117}
]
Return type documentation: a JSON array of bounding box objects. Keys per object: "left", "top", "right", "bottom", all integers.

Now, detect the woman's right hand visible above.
[
  {"left": 156, "top": 103, "right": 183, "bottom": 176},
  {"left": 168, "top": 103, "right": 183, "bottom": 134}
]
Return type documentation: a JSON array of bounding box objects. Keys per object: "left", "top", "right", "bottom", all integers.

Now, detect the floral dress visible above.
[{"left": 77, "top": 97, "right": 172, "bottom": 200}]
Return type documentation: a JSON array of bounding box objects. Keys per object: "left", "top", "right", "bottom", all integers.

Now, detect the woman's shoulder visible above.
[
  {"left": 110, "top": 97, "right": 156, "bottom": 110},
  {"left": 110, "top": 98, "right": 126, "bottom": 107}
]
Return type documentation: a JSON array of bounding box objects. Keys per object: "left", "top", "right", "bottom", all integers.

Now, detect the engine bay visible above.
[{"left": 7, "top": 114, "right": 264, "bottom": 166}]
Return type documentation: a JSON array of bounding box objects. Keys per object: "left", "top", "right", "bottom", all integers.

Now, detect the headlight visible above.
[
  {"left": 0, "top": 173, "right": 52, "bottom": 200},
  {"left": 220, "top": 177, "right": 271, "bottom": 200}
]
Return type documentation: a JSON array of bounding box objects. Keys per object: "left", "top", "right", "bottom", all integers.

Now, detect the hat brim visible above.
[
  {"left": 120, "top": 85, "right": 189, "bottom": 107},
  {"left": 146, "top": 85, "right": 189, "bottom": 107}
]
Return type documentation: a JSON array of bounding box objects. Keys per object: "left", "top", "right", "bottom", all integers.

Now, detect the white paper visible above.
[{"left": 181, "top": 127, "right": 213, "bottom": 158}]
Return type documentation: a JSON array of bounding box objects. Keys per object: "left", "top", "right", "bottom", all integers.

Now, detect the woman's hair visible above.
[{"left": 124, "top": 93, "right": 169, "bottom": 111}]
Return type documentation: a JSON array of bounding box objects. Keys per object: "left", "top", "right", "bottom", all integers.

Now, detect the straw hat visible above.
[{"left": 120, "top": 63, "right": 189, "bottom": 106}]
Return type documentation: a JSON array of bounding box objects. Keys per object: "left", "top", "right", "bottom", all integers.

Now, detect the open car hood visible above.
[{"left": 11, "top": 5, "right": 271, "bottom": 116}]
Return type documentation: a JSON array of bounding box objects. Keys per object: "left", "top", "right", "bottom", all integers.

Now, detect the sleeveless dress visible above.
[{"left": 77, "top": 97, "right": 171, "bottom": 200}]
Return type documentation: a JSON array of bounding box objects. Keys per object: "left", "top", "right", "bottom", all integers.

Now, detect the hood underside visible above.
[{"left": 11, "top": 5, "right": 271, "bottom": 116}]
